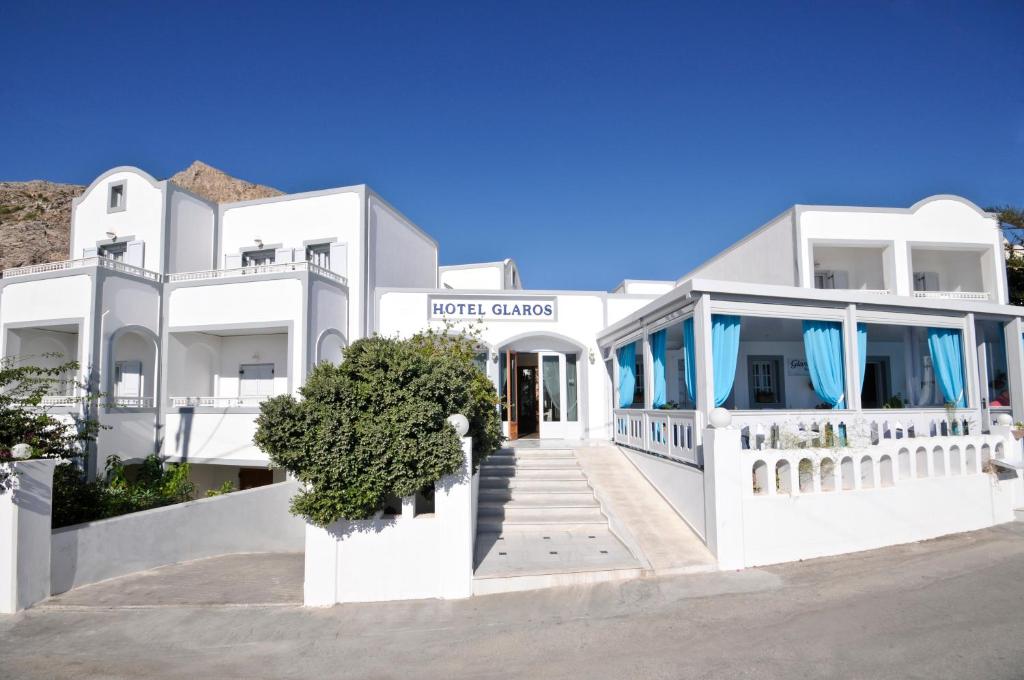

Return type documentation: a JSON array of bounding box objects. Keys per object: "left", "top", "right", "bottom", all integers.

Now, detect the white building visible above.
[{"left": 2, "top": 168, "right": 1022, "bottom": 500}]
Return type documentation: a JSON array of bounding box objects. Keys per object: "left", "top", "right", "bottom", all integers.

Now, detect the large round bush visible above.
[{"left": 254, "top": 330, "right": 502, "bottom": 526}]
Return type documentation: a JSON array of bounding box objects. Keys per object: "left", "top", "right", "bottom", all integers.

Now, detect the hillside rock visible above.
[
  {"left": 0, "top": 162, "right": 282, "bottom": 271},
  {"left": 169, "top": 161, "right": 282, "bottom": 203}
]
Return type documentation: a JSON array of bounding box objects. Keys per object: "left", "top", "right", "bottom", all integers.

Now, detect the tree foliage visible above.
[
  {"left": 0, "top": 354, "right": 98, "bottom": 458},
  {"left": 988, "top": 205, "right": 1024, "bottom": 306},
  {"left": 254, "top": 329, "right": 503, "bottom": 526}
]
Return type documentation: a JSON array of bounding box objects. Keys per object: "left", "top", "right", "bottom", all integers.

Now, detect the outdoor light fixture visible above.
[
  {"left": 589, "top": 349, "right": 596, "bottom": 364},
  {"left": 490, "top": 351, "right": 499, "bottom": 363},
  {"left": 255, "top": 239, "right": 264, "bottom": 248},
  {"left": 105, "top": 231, "right": 117, "bottom": 240}
]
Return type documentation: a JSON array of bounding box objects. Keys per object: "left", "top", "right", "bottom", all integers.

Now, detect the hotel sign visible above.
[{"left": 428, "top": 296, "right": 557, "bottom": 322}]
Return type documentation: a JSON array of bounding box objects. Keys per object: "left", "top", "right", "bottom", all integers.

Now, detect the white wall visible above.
[
  {"left": 685, "top": 211, "right": 797, "bottom": 286},
  {"left": 310, "top": 280, "right": 348, "bottom": 367},
  {"left": 440, "top": 264, "right": 503, "bottom": 290},
  {"left": 811, "top": 245, "right": 887, "bottom": 290},
  {"left": 0, "top": 276, "right": 93, "bottom": 362},
  {"left": 909, "top": 248, "right": 986, "bottom": 292},
  {"left": 367, "top": 195, "right": 437, "bottom": 331},
  {"left": 0, "top": 460, "right": 57, "bottom": 613},
  {"left": 799, "top": 197, "right": 1004, "bottom": 301},
  {"left": 164, "top": 411, "right": 266, "bottom": 464},
  {"left": 220, "top": 189, "right": 363, "bottom": 337},
  {"left": 71, "top": 169, "right": 165, "bottom": 271},
  {"left": 167, "top": 186, "right": 216, "bottom": 273},
  {"left": 168, "top": 279, "right": 303, "bottom": 327},
  {"left": 216, "top": 334, "right": 289, "bottom": 397},
  {"left": 304, "top": 439, "right": 475, "bottom": 605},
  {"left": 377, "top": 291, "right": 657, "bottom": 439},
  {"left": 96, "top": 412, "right": 159, "bottom": 467},
  {"left": 703, "top": 420, "right": 1022, "bottom": 570},
  {"left": 51, "top": 481, "right": 304, "bottom": 594},
  {"left": 613, "top": 280, "right": 676, "bottom": 295}
]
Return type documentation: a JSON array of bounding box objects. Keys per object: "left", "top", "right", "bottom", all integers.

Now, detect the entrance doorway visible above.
[{"left": 502, "top": 347, "right": 581, "bottom": 441}]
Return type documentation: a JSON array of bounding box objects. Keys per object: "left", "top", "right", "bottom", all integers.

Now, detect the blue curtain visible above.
[
  {"left": 927, "top": 328, "right": 967, "bottom": 408},
  {"left": 802, "top": 320, "right": 846, "bottom": 409},
  {"left": 711, "top": 315, "right": 741, "bottom": 407},
  {"left": 683, "top": 318, "right": 696, "bottom": 403},
  {"left": 651, "top": 329, "right": 667, "bottom": 408},
  {"left": 858, "top": 323, "right": 868, "bottom": 391},
  {"left": 617, "top": 342, "right": 637, "bottom": 408}
]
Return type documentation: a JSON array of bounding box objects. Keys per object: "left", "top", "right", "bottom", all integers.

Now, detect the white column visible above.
[
  {"left": 893, "top": 241, "right": 912, "bottom": 296},
  {"left": 437, "top": 436, "right": 474, "bottom": 599},
  {"left": 1006, "top": 318, "right": 1024, "bottom": 424},
  {"left": 963, "top": 313, "right": 983, "bottom": 426},
  {"left": 0, "top": 459, "right": 57, "bottom": 613},
  {"left": 702, "top": 412, "right": 744, "bottom": 570},
  {"left": 842, "top": 304, "right": 861, "bottom": 411},
  {"left": 693, "top": 294, "right": 715, "bottom": 415},
  {"left": 642, "top": 324, "right": 653, "bottom": 411}
]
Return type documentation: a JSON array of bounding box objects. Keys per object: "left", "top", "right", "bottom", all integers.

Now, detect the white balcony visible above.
[
  {"left": 2, "top": 256, "right": 161, "bottom": 282},
  {"left": 169, "top": 396, "right": 267, "bottom": 408},
  {"left": 811, "top": 244, "right": 890, "bottom": 294},
  {"left": 166, "top": 261, "right": 345, "bottom": 285},
  {"left": 912, "top": 291, "right": 990, "bottom": 301}
]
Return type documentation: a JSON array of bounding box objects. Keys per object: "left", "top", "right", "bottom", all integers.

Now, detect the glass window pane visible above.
[
  {"left": 977, "top": 320, "right": 1010, "bottom": 407},
  {"left": 566, "top": 354, "right": 578, "bottom": 421},
  {"left": 542, "top": 355, "right": 561, "bottom": 422}
]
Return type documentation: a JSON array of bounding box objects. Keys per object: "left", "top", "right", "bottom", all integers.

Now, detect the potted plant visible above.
[{"left": 1013, "top": 421, "right": 1024, "bottom": 441}]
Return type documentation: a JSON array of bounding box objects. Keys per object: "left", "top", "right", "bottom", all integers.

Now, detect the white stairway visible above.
[{"left": 473, "top": 446, "right": 642, "bottom": 594}]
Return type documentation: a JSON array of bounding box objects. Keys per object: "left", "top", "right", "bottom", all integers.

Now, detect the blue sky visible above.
[{"left": 1, "top": 1, "right": 1021, "bottom": 290}]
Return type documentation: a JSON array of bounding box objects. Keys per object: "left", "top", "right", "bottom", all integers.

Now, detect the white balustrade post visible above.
[
  {"left": 1005, "top": 318, "right": 1024, "bottom": 425},
  {"left": 0, "top": 459, "right": 57, "bottom": 614},
  {"left": 702, "top": 408, "right": 745, "bottom": 570},
  {"left": 437, "top": 416, "right": 474, "bottom": 599},
  {"left": 693, "top": 295, "right": 715, "bottom": 417}
]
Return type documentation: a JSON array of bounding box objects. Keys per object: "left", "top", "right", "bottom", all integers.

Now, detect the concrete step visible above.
[
  {"left": 1015, "top": 507, "right": 1024, "bottom": 522},
  {"left": 477, "top": 505, "right": 605, "bottom": 523},
  {"left": 477, "top": 518, "right": 609, "bottom": 532},
  {"left": 478, "top": 477, "right": 593, "bottom": 492},
  {"left": 478, "top": 496, "right": 600, "bottom": 511},
  {"left": 479, "top": 466, "right": 587, "bottom": 480},
  {"left": 481, "top": 456, "right": 580, "bottom": 470},
  {"left": 497, "top": 447, "right": 577, "bottom": 457},
  {"left": 479, "top": 488, "right": 597, "bottom": 504}
]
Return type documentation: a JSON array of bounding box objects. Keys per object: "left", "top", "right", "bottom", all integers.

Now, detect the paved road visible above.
[{"left": 4, "top": 524, "right": 1024, "bottom": 679}]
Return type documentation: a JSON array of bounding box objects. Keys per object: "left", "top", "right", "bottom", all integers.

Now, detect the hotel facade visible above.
[{"left": 1, "top": 166, "right": 1021, "bottom": 493}]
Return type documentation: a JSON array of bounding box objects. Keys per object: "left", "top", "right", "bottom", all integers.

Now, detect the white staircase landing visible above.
[{"left": 473, "top": 446, "right": 643, "bottom": 594}]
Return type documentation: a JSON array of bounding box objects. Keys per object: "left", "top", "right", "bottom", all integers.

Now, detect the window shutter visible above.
[
  {"left": 275, "top": 247, "right": 294, "bottom": 263},
  {"left": 82, "top": 247, "right": 98, "bottom": 259},
  {"left": 224, "top": 253, "right": 242, "bottom": 269},
  {"left": 329, "top": 243, "right": 347, "bottom": 276},
  {"left": 125, "top": 240, "right": 145, "bottom": 268},
  {"left": 832, "top": 270, "right": 849, "bottom": 289}
]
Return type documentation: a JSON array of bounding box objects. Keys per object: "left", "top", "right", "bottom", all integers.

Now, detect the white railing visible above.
[
  {"left": 108, "top": 397, "right": 155, "bottom": 408},
  {"left": 167, "top": 261, "right": 347, "bottom": 284},
  {"left": 731, "top": 408, "right": 978, "bottom": 451},
  {"left": 2, "top": 256, "right": 161, "bottom": 282},
  {"left": 747, "top": 433, "right": 1008, "bottom": 496},
  {"left": 613, "top": 409, "right": 701, "bottom": 465},
  {"left": 169, "top": 396, "right": 267, "bottom": 408},
  {"left": 39, "top": 395, "right": 80, "bottom": 407},
  {"left": 912, "top": 291, "right": 990, "bottom": 301}
]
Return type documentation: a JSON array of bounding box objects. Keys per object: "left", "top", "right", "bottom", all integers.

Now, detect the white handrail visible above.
[
  {"left": 2, "top": 256, "right": 161, "bottom": 282},
  {"left": 912, "top": 291, "right": 989, "bottom": 301},
  {"left": 167, "top": 261, "right": 346, "bottom": 284},
  {"left": 169, "top": 396, "right": 268, "bottom": 408}
]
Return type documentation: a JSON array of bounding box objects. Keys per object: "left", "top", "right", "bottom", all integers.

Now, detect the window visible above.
[
  {"left": 239, "top": 363, "right": 275, "bottom": 398},
  {"left": 99, "top": 242, "right": 128, "bottom": 262},
  {"left": 748, "top": 356, "right": 784, "bottom": 408},
  {"left": 913, "top": 271, "right": 940, "bottom": 292},
  {"left": 114, "top": 360, "right": 142, "bottom": 398},
  {"left": 566, "top": 354, "right": 578, "bottom": 422},
  {"left": 814, "top": 270, "right": 848, "bottom": 290},
  {"left": 108, "top": 182, "right": 126, "bottom": 213},
  {"left": 542, "top": 355, "right": 561, "bottom": 422},
  {"left": 633, "top": 353, "right": 645, "bottom": 406},
  {"left": 242, "top": 249, "right": 276, "bottom": 267},
  {"left": 306, "top": 243, "right": 330, "bottom": 268},
  {"left": 473, "top": 351, "right": 488, "bottom": 376}
]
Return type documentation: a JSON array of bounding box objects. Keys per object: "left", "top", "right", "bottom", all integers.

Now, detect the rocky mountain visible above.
[{"left": 0, "top": 162, "right": 281, "bottom": 271}]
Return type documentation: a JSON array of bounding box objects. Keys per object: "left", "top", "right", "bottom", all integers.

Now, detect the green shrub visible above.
[
  {"left": 254, "top": 329, "right": 503, "bottom": 526},
  {"left": 206, "top": 480, "right": 235, "bottom": 497}
]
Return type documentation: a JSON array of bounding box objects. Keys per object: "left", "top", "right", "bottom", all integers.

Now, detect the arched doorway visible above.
[{"left": 497, "top": 333, "right": 585, "bottom": 440}]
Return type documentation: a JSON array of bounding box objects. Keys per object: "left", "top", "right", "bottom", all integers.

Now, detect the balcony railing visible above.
[
  {"left": 2, "top": 256, "right": 161, "bottom": 282},
  {"left": 39, "top": 395, "right": 81, "bottom": 407},
  {"left": 612, "top": 409, "right": 702, "bottom": 466},
  {"left": 912, "top": 291, "right": 990, "bottom": 301},
  {"left": 169, "top": 396, "right": 268, "bottom": 408},
  {"left": 107, "top": 397, "right": 155, "bottom": 408},
  {"left": 166, "top": 261, "right": 346, "bottom": 285}
]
